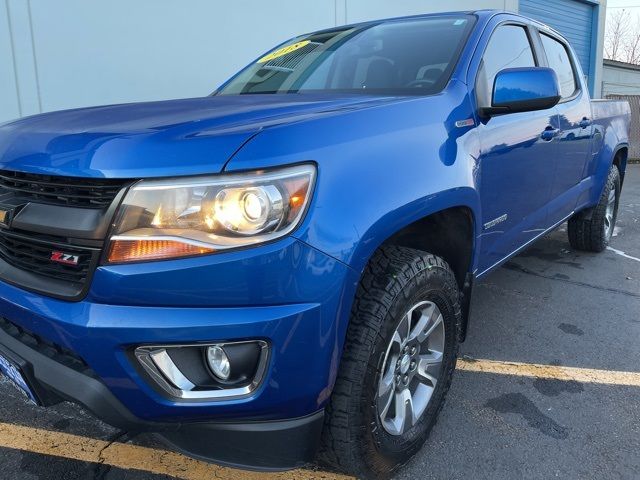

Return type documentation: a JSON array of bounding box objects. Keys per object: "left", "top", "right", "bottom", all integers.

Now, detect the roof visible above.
[
  {"left": 603, "top": 59, "right": 640, "bottom": 72},
  {"left": 306, "top": 10, "right": 518, "bottom": 37},
  {"left": 309, "top": 10, "right": 568, "bottom": 43}
]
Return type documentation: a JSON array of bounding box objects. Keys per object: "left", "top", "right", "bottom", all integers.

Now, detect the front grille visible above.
[
  {"left": 0, "top": 170, "right": 127, "bottom": 299},
  {"left": 0, "top": 170, "right": 130, "bottom": 208},
  {"left": 0, "top": 230, "right": 96, "bottom": 285},
  {"left": 0, "top": 317, "right": 97, "bottom": 378}
]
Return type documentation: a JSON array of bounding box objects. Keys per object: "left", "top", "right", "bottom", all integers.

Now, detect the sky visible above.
[
  {"left": 607, "top": 0, "right": 640, "bottom": 11},
  {"left": 603, "top": 0, "right": 640, "bottom": 65}
]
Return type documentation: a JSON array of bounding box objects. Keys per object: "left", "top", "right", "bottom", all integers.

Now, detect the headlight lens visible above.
[{"left": 107, "top": 164, "right": 315, "bottom": 263}]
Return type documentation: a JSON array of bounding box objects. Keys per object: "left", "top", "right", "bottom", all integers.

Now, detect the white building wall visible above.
[{"left": 2, "top": 0, "right": 339, "bottom": 123}]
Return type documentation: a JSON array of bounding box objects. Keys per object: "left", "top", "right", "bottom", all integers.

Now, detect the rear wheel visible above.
[
  {"left": 320, "top": 246, "right": 460, "bottom": 479},
  {"left": 568, "top": 164, "right": 620, "bottom": 253}
]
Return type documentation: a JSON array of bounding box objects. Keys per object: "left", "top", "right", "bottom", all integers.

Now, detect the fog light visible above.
[
  {"left": 206, "top": 345, "right": 231, "bottom": 380},
  {"left": 136, "top": 340, "right": 268, "bottom": 400}
]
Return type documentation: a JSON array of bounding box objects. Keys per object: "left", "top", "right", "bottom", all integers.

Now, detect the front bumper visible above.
[
  {"left": 0, "top": 237, "right": 358, "bottom": 469},
  {"left": 0, "top": 323, "right": 324, "bottom": 469}
]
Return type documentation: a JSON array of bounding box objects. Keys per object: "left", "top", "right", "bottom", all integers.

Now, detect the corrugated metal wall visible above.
[
  {"left": 519, "top": 0, "right": 595, "bottom": 78},
  {"left": 602, "top": 61, "right": 640, "bottom": 97},
  {"left": 606, "top": 95, "right": 640, "bottom": 160}
]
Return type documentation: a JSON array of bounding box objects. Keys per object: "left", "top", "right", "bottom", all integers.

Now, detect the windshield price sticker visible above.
[{"left": 258, "top": 40, "right": 310, "bottom": 63}]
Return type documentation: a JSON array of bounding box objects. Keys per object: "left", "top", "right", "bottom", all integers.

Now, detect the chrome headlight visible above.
[{"left": 107, "top": 164, "right": 315, "bottom": 263}]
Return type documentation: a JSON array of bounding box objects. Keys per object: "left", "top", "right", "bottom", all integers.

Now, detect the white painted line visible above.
[{"left": 607, "top": 246, "right": 640, "bottom": 263}]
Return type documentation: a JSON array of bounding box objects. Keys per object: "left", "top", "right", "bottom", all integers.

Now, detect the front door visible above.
[{"left": 474, "top": 24, "right": 559, "bottom": 273}]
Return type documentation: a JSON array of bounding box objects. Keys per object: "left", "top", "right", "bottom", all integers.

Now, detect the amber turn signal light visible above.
[{"left": 108, "top": 239, "right": 215, "bottom": 263}]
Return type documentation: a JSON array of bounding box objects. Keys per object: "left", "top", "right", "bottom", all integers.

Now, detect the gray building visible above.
[
  {"left": 1, "top": 0, "right": 607, "bottom": 124},
  {"left": 602, "top": 59, "right": 640, "bottom": 159},
  {"left": 602, "top": 59, "right": 640, "bottom": 96}
]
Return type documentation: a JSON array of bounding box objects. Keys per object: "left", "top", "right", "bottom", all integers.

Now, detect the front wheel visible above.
[
  {"left": 568, "top": 164, "right": 621, "bottom": 253},
  {"left": 319, "top": 246, "right": 460, "bottom": 479}
]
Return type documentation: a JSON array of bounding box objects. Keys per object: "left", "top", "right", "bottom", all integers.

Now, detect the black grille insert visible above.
[
  {"left": 0, "top": 170, "right": 130, "bottom": 208},
  {"left": 0, "top": 317, "right": 97, "bottom": 378},
  {"left": 0, "top": 229, "right": 97, "bottom": 285}
]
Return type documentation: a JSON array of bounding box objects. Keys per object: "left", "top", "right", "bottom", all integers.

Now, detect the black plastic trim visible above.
[
  {"left": 0, "top": 230, "right": 101, "bottom": 301},
  {"left": 158, "top": 410, "right": 324, "bottom": 471},
  {"left": 0, "top": 257, "right": 85, "bottom": 299},
  {"left": 0, "top": 187, "right": 127, "bottom": 301},
  {"left": 459, "top": 272, "right": 474, "bottom": 342},
  {"left": 0, "top": 325, "right": 154, "bottom": 430},
  {"left": 11, "top": 189, "right": 126, "bottom": 240},
  {"left": 0, "top": 170, "right": 131, "bottom": 209}
]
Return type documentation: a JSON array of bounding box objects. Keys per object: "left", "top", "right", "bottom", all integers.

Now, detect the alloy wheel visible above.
[
  {"left": 377, "top": 301, "right": 445, "bottom": 436},
  {"left": 604, "top": 187, "right": 616, "bottom": 240}
]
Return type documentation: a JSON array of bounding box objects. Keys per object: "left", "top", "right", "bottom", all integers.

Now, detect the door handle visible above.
[
  {"left": 541, "top": 126, "right": 559, "bottom": 141},
  {"left": 579, "top": 117, "right": 592, "bottom": 129}
]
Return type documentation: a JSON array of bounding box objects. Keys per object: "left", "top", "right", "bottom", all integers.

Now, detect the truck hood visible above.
[{"left": 0, "top": 94, "right": 394, "bottom": 178}]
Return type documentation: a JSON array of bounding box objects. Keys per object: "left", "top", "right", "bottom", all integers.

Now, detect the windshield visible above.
[{"left": 217, "top": 15, "right": 475, "bottom": 96}]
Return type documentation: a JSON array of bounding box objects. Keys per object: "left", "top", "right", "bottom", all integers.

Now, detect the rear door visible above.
[
  {"left": 475, "top": 24, "right": 559, "bottom": 273},
  {"left": 538, "top": 31, "right": 592, "bottom": 224}
]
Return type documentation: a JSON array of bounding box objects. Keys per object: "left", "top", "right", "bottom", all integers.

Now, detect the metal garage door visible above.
[{"left": 519, "top": 0, "right": 595, "bottom": 79}]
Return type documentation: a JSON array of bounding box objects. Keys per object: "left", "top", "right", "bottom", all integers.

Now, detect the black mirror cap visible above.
[
  {"left": 481, "top": 95, "right": 561, "bottom": 116},
  {"left": 482, "top": 67, "right": 561, "bottom": 117}
]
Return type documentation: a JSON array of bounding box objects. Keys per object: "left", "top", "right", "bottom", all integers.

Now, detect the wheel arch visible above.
[
  {"left": 382, "top": 206, "right": 476, "bottom": 289},
  {"left": 347, "top": 187, "right": 480, "bottom": 284},
  {"left": 612, "top": 144, "right": 628, "bottom": 187},
  {"left": 345, "top": 195, "right": 479, "bottom": 344},
  {"left": 589, "top": 142, "right": 629, "bottom": 206}
]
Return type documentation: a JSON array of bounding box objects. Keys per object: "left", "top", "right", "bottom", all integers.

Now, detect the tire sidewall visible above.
[
  {"left": 568, "top": 164, "right": 622, "bottom": 252},
  {"left": 361, "top": 263, "right": 459, "bottom": 471}
]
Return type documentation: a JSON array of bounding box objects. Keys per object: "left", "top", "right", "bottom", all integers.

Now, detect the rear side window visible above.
[
  {"left": 477, "top": 25, "right": 536, "bottom": 107},
  {"left": 541, "top": 34, "right": 577, "bottom": 98}
]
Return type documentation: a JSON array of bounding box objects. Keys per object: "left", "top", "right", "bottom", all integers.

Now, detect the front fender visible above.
[
  {"left": 328, "top": 186, "right": 480, "bottom": 274},
  {"left": 225, "top": 88, "right": 482, "bottom": 398},
  {"left": 226, "top": 84, "right": 482, "bottom": 274}
]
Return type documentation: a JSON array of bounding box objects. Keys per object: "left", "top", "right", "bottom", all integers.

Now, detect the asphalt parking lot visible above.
[{"left": 0, "top": 165, "right": 639, "bottom": 480}]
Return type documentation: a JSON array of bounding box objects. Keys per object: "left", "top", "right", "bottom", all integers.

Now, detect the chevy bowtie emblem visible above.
[
  {"left": 50, "top": 251, "right": 80, "bottom": 266},
  {"left": 0, "top": 207, "right": 14, "bottom": 227}
]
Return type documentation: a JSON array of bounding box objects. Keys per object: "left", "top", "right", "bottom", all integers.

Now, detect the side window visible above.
[
  {"left": 477, "top": 25, "right": 536, "bottom": 107},
  {"left": 540, "top": 34, "right": 578, "bottom": 98}
]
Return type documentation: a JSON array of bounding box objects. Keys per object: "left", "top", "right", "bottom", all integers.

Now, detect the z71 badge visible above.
[{"left": 50, "top": 251, "right": 80, "bottom": 266}]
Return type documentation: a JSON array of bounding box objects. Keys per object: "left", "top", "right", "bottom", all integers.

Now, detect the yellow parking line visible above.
[
  {"left": 0, "top": 422, "right": 349, "bottom": 480},
  {"left": 457, "top": 358, "right": 640, "bottom": 386}
]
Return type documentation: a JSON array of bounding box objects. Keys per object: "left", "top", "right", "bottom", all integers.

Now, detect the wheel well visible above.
[
  {"left": 613, "top": 147, "right": 628, "bottom": 186},
  {"left": 383, "top": 207, "right": 474, "bottom": 288}
]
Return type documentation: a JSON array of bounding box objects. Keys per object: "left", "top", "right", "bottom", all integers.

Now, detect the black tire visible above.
[
  {"left": 568, "top": 164, "right": 621, "bottom": 253},
  {"left": 319, "top": 246, "right": 461, "bottom": 479}
]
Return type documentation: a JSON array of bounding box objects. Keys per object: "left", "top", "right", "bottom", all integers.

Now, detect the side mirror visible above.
[{"left": 482, "top": 67, "right": 561, "bottom": 117}]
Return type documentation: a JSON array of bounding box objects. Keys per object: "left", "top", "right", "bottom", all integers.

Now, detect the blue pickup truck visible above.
[{"left": 0, "top": 9, "right": 631, "bottom": 479}]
